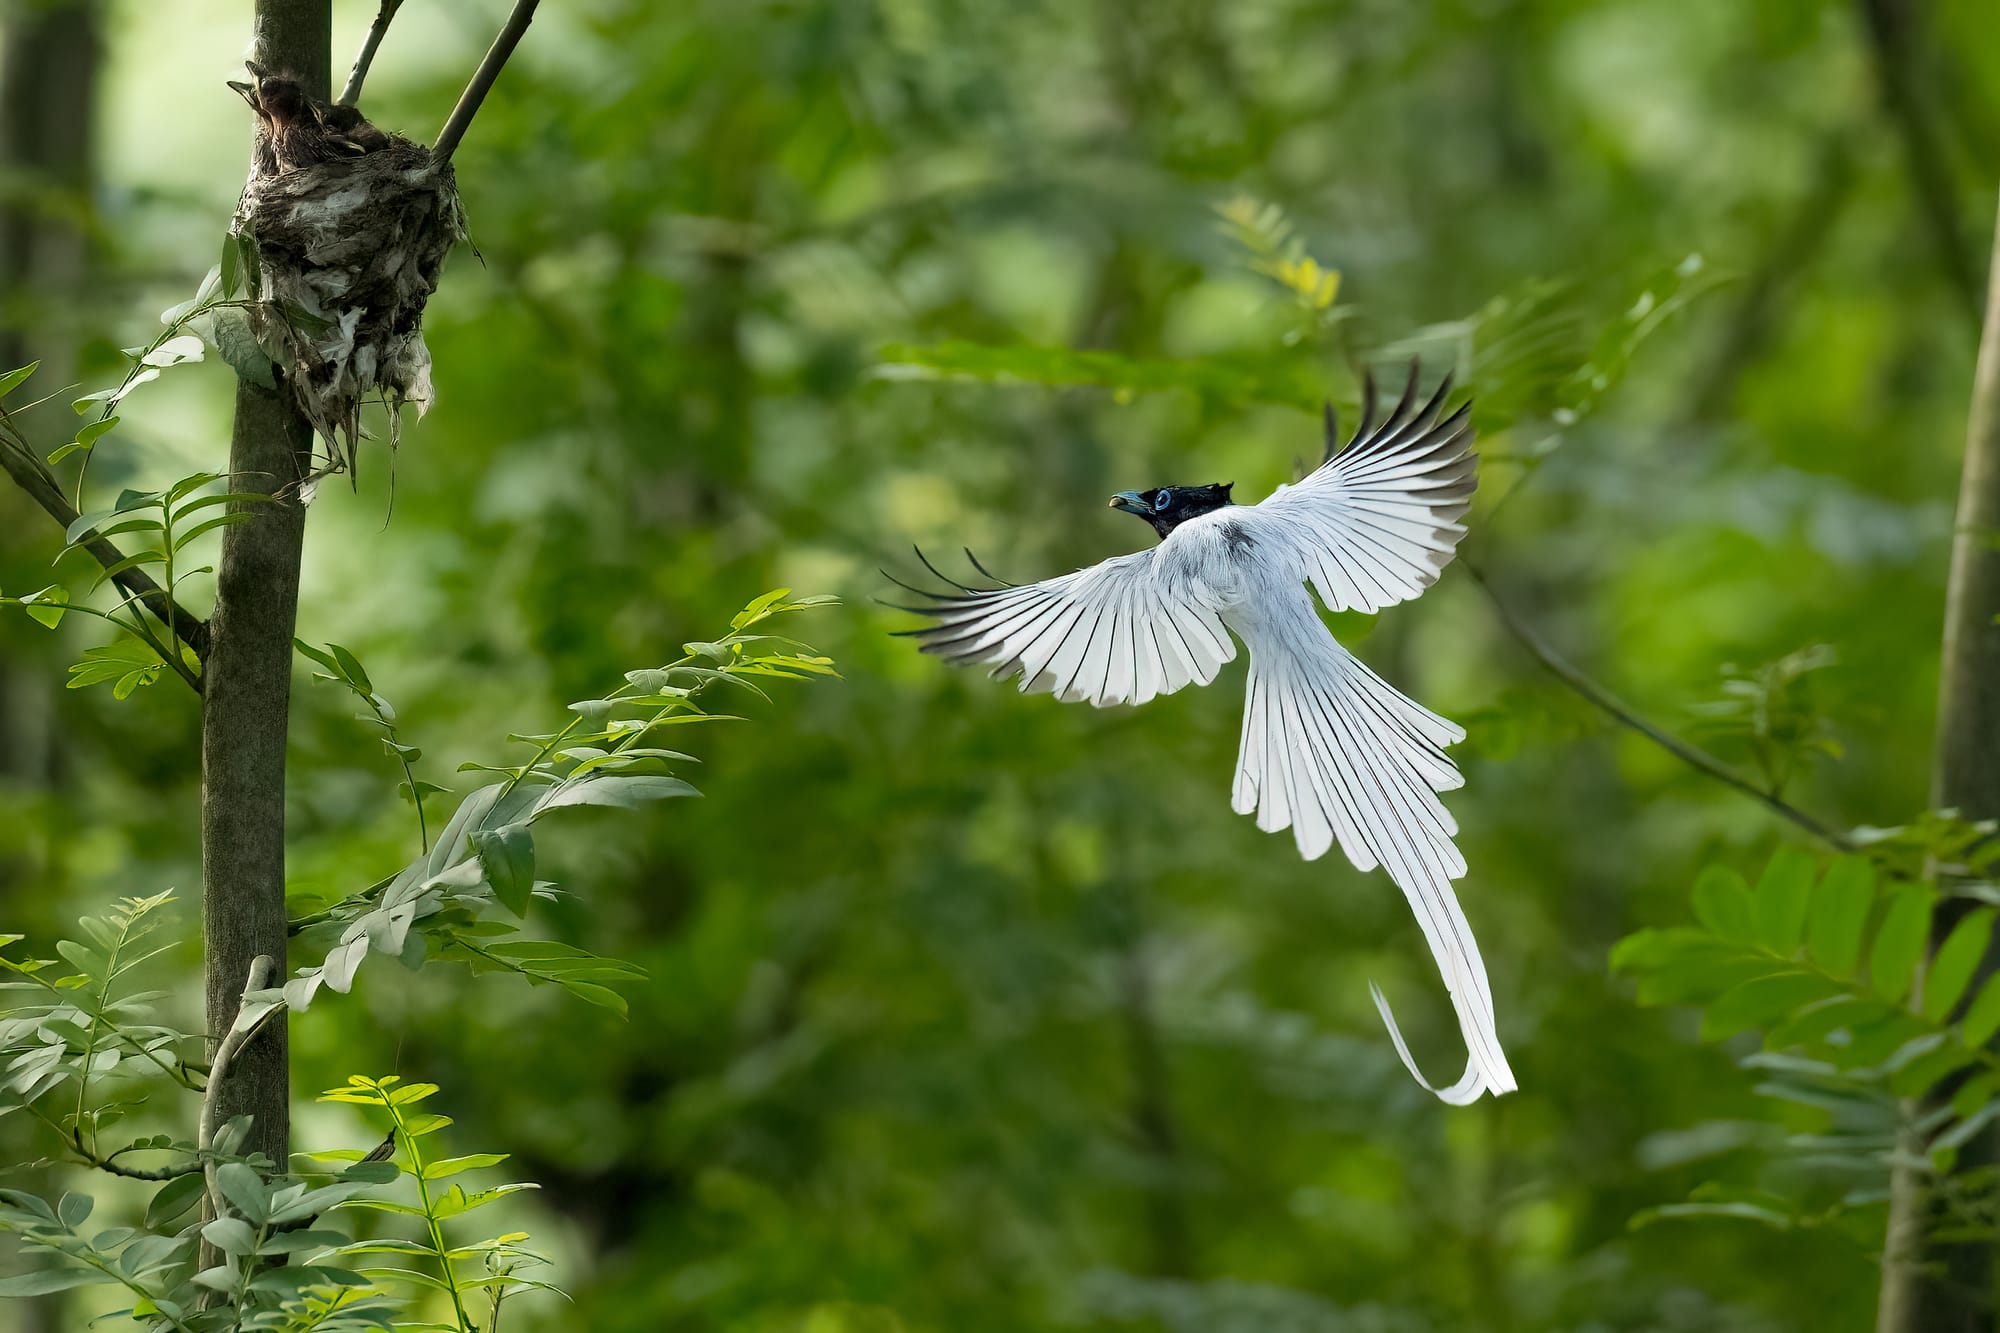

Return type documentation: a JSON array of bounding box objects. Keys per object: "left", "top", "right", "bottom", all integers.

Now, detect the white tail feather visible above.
[{"left": 1230, "top": 608, "right": 1515, "bottom": 1101}]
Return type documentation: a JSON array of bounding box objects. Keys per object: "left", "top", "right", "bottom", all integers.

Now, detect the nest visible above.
[{"left": 231, "top": 135, "right": 466, "bottom": 481}]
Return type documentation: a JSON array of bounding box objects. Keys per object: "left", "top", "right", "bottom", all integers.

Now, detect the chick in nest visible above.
[{"left": 227, "top": 62, "right": 396, "bottom": 176}]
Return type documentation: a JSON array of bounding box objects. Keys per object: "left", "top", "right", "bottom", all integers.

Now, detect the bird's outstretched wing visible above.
[
  {"left": 1252, "top": 365, "right": 1476, "bottom": 613},
  {"left": 893, "top": 548, "right": 1235, "bottom": 707}
]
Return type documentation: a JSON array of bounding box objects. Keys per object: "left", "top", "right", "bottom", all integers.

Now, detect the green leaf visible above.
[
  {"left": 0, "top": 1267, "right": 102, "bottom": 1297},
  {"left": 140, "top": 334, "right": 204, "bottom": 368},
  {"left": 256, "top": 1227, "right": 351, "bottom": 1255},
  {"left": 19, "top": 585, "right": 68, "bottom": 628},
  {"left": 386, "top": 1080, "right": 439, "bottom": 1106},
  {"left": 1766, "top": 994, "right": 1896, "bottom": 1050},
  {"left": 1751, "top": 847, "right": 1815, "bottom": 955},
  {"left": 1691, "top": 865, "right": 1757, "bottom": 947},
  {"left": 56, "top": 415, "right": 121, "bottom": 466},
  {"left": 0, "top": 362, "right": 38, "bottom": 400},
  {"left": 215, "top": 1162, "right": 268, "bottom": 1226},
  {"left": 1888, "top": 1040, "right": 1978, "bottom": 1098},
  {"left": 171, "top": 511, "right": 256, "bottom": 551},
  {"left": 86, "top": 549, "right": 167, "bottom": 593},
  {"left": 200, "top": 1216, "right": 256, "bottom": 1256},
  {"left": 328, "top": 643, "right": 372, "bottom": 692},
  {"left": 1923, "top": 909, "right": 1996, "bottom": 1022},
  {"left": 203, "top": 306, "right": 275, "bottom": 388},
  {"left": 420, "top": 1152, "right": 509, "bottom": 1181},
  {"left": 1954, "top": 1070, "right": 2000, "bottom": 1118},
  {"left": 535, "top": 775, "right": 700, "bottom": 814},
  {"left": 1962, "top": 974, "right": 2000, "bottom": 1048},
  {"left": 1609, "top": 927, "right": 1737, "bottom": 973},
  {"left": 471, "top": 824, "right": 535, "bottom": 917},
  {"left": 67, "top": 640, "right": 165, "bottom": 695},
  {"left": 1807, "top": 855, "right": 1876, "bottom": 978},
  {"left": 1635, "top": 956, "right": 1780, "bottom": 1007},
  {"left": 1871, "top": 885, "right": 1934, "bottom": 1004},
  {"left": 1701, "top": 972, "right": 1844, "bottom": 1041},
  {"left": 145, "top": 1173, "right": 206, "bottom": 1228},
  {"left": 71, "top": 369, "right": 158, "bottom": 415},
  {"left": 219, "top": 229, "right": 245, "bottom": 299},
  {"left": 294, "top": 640, "right": 341, "bottom": 675},
  {"left": 431, "top": 1181, "right": 538, "bottom": 1219}
]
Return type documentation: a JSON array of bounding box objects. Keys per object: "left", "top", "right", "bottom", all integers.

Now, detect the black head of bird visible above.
[{"left": 1109, "top": 482, "right": 1234, "bottom": 539}]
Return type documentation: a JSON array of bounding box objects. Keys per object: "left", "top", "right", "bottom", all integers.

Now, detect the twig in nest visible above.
[
  {"left": 433, "top": 0, "right": 541, "bottom": 163},
  {"left": 339, "top": 0, "right": 405, "bottom": 107}
]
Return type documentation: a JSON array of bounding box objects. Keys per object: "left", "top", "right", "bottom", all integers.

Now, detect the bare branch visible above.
[
  {"left": 0, "top": 418, "right": 209, "bottom": 684},
  {"left": 431, "top": 0, "right": 539, "bottom": 163},
  {"left": 338, "top": 0, "right": 404, "bottom": 107},
  {"left": 198, "top": 954, "right": 278, "bottom": 1218},
  {"left": 1461, "top": 558, "right": 1856, "bottom": 853}
]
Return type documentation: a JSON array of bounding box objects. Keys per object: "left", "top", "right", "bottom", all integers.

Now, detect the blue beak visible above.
[{"left": 1109, "top": 491, "right": 1150, "bottom": 517}]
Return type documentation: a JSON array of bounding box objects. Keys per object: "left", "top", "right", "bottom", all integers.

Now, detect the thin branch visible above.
[
  {"left": 198, "top": 954, "right": 278, "bottom": 1217},
  {"left": 1461, "top": 558, "right": 1857, "bottom": 853},
  {"left": 337, "top": 0, "right": 403, "bottom": 106},
  {"left": 431, "top": 0, "right": 539, "bottom": 163},
  {"left": 0, "top": 422, "right": 209, "bottom": 685}
]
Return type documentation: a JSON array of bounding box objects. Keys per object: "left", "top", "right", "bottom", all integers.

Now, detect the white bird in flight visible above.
[{"left": 895, "top": 365, "right": 1514, "bottom": 1103}]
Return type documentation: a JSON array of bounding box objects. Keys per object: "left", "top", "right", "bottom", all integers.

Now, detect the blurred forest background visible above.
[{"left": 6, "top": 0, "right": 2000, "bottom": 1329}]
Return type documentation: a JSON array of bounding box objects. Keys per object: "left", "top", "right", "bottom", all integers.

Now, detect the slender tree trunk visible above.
[
  {"left": 0, "top": 9, "right": 101, "bottom": 1325},
  {"left": 1878, "top": 185, "right": 2000, "bottom": 1333},
  {"left": 0, "top": 0, "right": 100, "bottom": 789},
  {"left": 199, "top": 0, "right": 328, "bottom": 1186}
]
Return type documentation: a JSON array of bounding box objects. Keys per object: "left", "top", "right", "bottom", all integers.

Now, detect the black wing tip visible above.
[
  {"left": 1338, "top": 359, "right": 1473, "bottom": 452},
  {"left": 962, "top": 547, "right": 1017, "bottom": 587}
]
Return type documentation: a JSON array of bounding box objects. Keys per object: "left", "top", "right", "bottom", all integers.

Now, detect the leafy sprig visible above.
[
  {"left": 1614, "top": 848, "right": 2000, "bottom": 1233},
  {"left": 281, "top": 590, "right": 837, "bottom": 1017}
]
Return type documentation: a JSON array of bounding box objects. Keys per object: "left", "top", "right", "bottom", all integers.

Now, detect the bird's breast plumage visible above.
[{"left": 1153, "top": 508, "right": 1264, "bottom": 611}]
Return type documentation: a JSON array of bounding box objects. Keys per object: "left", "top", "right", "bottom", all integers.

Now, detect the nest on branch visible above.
[{"left": 229, "top": 66, "right": 467, "bottom": 484}]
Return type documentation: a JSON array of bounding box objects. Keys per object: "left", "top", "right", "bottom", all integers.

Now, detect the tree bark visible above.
[
  {"left": 199, "top": 0, "right": 328, "bottom": 1187},
  {"left": 0, "top": 0, "right": 100, "bottom": 788},
  {"left": 1878, "top": 185, "right": 2000, "bottom": 1333}
]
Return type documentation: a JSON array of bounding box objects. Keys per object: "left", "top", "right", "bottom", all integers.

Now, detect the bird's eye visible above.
[{"left": 1153, "top": 491, "right": 1171, "bottom": 512}]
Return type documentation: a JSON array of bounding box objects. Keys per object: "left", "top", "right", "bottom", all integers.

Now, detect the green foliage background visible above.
[{"left": 5, "top": 0, "right": 1998, "bottom": 1328}]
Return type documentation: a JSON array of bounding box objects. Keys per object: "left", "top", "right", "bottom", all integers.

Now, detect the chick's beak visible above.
[
  {"left": 1109, "top": 491, "right": 1150, "bottom": 517},
  {"left": 226, "top": 79, "right": 258, "bottom": 108}
]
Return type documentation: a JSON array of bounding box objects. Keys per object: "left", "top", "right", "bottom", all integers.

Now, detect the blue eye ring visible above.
[{"left": 1153, "top": 490, "right": 1171, "bottom": 512}]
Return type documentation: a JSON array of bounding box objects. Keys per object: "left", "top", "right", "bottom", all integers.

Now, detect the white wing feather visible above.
[
  {"left": 1252, "top": 371, "right": 1477, "bottom": 613},
  {"left": 901, "top": 548, "right": 1236, "bottom": 707}
]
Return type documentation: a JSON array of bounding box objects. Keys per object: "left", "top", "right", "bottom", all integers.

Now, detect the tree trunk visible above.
[
  {"left": 199, "top": 0, "right": 328, "bottom": 1187},
  {"left": 0, "top": 9, "right": 102, "bottom": 1325},
  {"left": 1878, "top": 185, "right": 2000, "bottom": 1333},
  {"left": 0, "top": 0, "right": 100, "bottom": 789}
]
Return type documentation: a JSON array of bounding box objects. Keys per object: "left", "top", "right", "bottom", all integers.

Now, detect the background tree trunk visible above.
[
  {"left": 0, "top": 6, "right": 101, "bottom": 1323},
  {"left": 199, "top": 0, "right": 329, "bottom": 1187},
  {"left": 1878, "top": 186, "right": 2000, "bottom": 1333},
  {"left": 0, "top": 0, "right": 100, "bottom": 789}
]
